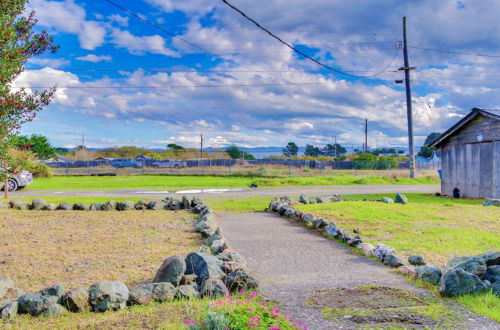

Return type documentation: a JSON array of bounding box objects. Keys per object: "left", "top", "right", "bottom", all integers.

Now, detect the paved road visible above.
[
  {"left": 11, "top": 184, "right": 439, "bottom": 198},
  {"left": 217, "top": 212, "right": 498, "bottom": 330}
]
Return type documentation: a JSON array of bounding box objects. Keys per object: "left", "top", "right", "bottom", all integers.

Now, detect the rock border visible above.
[
  {"left": 0, "top": 196, "right": 258, "bottom": 321},
  {"left": 267, "top": 195, "right": 499, "bottom": 299}
]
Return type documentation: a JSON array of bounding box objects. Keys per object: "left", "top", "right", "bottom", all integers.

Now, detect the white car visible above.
[
  {"left": 151, "top": 160, "right": 187, "bottom": 168},
  {"left": 1, "top": 170, "right": 33, "bottom": 191}
]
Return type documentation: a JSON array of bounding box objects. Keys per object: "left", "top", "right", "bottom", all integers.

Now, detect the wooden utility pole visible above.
[
  {"left": 364, "top": 119, "right": 368, "bottom": 152},
  {"left": 200, "top": 133, "right": 204, "bottom": 159},
  {"left": 402, "top": 16, "right": 416, "bottom": 178}
]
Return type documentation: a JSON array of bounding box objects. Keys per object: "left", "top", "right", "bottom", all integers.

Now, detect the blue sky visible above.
[{"left": 14, "top": 0, "right": 500, "bottom": 149}]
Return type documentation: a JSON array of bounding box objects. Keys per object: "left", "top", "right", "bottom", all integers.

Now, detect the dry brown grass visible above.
[{"left": 0, "top": 210, "right": 202, "bottom": 292}]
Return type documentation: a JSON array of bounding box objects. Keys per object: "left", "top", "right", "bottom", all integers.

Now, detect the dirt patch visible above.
[
  {"left": 307, "top": 286, "right": 426, "bottom": 309},
  {"left": 0, "top": 210, "right": 202, "bottom": 292}
]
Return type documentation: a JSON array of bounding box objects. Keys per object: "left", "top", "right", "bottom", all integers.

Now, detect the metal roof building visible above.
[{"left": 430, "top": 108, "right": 500, "bottom": 198}]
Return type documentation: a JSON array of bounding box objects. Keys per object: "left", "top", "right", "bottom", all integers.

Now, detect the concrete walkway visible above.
[{"left": 217, "top": 212, "right": 498, "bottom": 329}]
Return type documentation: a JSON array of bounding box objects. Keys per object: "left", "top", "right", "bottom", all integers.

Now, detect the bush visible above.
[
  {"left": 352, "top": 153, "right": 398, "bottom": 170},
  {"left": 26, "top": 161, "right": 52, "bottom": 178}
]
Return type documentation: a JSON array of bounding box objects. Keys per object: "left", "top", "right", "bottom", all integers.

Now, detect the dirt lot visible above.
[{"left": 0, "top": 210, "right": 201, "bottom": 292}]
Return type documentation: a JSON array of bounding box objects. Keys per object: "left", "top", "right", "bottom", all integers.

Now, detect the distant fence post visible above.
[
  {"left": 288, "top": 159, "right": 291, "bottom": 177},
  {"left": 65, "top": 162, "right": 69, "bottom": 175}
]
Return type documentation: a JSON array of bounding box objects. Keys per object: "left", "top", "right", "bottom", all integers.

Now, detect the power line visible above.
[
  {"left": 408, "top": 46, "right": 500, "bottom": 58},
  {"left": 220, "top": 0, "right": 399, "bottom": 78}
]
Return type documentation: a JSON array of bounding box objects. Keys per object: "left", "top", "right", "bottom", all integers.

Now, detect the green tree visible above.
[
  {"left": 304, "top": 144, "right": 322, "bottom": 157},
  {"left": 225, "top": 145, "right": 243, "bottom": 159},
  {"left": 322, "top": 143, "right": 346, "bottom": 157},
  {"left": 424, "top": 132, "right": 441, "bottom": 146},
  {"left": 282, "top": 142, "right": 298, "bottom": 157},
  {"left": 55, "top": 147, "right": 69, "bottom": 154},
  {"left": 1, "top": 1, "right": 58, "bottom": 193},
  {"left": 13, "top": 134, "right": 56, "bottom": 160},
  {"left": 167, "top": 143, "right": 184, "bottom": 151},
  {"left": 418, "top": 132, "right": 442, "bottom": 158}
]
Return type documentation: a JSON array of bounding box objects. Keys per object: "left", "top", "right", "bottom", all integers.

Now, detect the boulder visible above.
[
  {"left": 72, "top": 202, "right": 89, "bottom": 211},
  {"left": 163, "top": 198, "right": 183, "bottom": 210},
  {"left": 204, "top": 230, "right": 223, "bottom": 248},
  {"left": 180, "top": 274, "right": 198, "bottom": 286},
  {"left": 147, "top": 201, "right": 164, "bottom": 210},
  {"left": 347, "top": 237, "right": 363, "bottom": 247},
  {"left": 408, "top": 255, "right": 426, "bottom": 266},
  {"left": 316, "top": 197, "right": 328, "bottom": 204},
  {"left": 381, "top": 197, "right": 394, "bottom": 203},
  {"left": 191, "top": 204, "right": 206, "bottom": 214},
  {"left": 358, "top": 243, "right": 375, "bottom": 257},
  {"left": 477, "top": 251, "right": 500, "bottom": 266},
  {"left": 3, "top": 287, "right": 24, "bottom": 301},
  {"left": 200, "top": 279, "right": 229, "bottom": 298},
  {"left": 301, "top": 213, "right": 316, "bottom": 225},
  {"left": 373, "top": 244, "right": 396, "bottom": 262},
  {"left": 89, "top": 203, "right": 104, "bottom": 211},
  {"left": 134, "top": 200, "right": 148, "bottom": 210},
  {"left": 446, "top": 256, "right": 487, "bottom": 278},
  {"left": 176, "top": 285, "right": 200, "bottom": 300},
  {"left": 191, "top": 197, "right": 204, "bottom": 207},
  {"left": 199, "top": 206, "right": 213, "bottom": 218},
  {"left": 17, "top": 285, "right": 64, "bottom": 316},
  {"left": 324, "top": 225, "right": 338, "bottom": 237},
  {"left": 278, "top": 196, "right": 292, "bottom": 204},
  {"left": 395, "top": 193, "right": 408, "bottom": 204},
  {"left": 398, "top": 265, "right": 417, "bottom": 277},
  {"left": 383, "top": 254, "right": 405, "bottom": 268},
  {"left": 492, "top": 281, "right": 500, "bottom": 297},
  {"left": 283, "top": 207, "right": 295, "bottom": 218},
  {"left": 56, "top": 202, "right": 72, "bottom": 210},
  {"left": 102, "top": 200, "right": 117, "bottom": 211},
  {"left": 211, "top": 239, "right": 228, "bottom": 255},
  {"left": 197, "top": 245, "right": 213, "bottom": 255},
  {"left": 88, "top": 281, "right": 129, "bottom": 312},
  {"left": 41, "top": 304, "right": 67, "bottom": 317},
  {"left": 0, "top": 279, "right": 14, "bottom": 299},
  {"left": 312, "top": 218, "right": 329, "bottom": 229},
  {"left": 185, "top": 252, "right": 225, "bottom": 284},
  {"left": 224, "top": 271, "right": 258, "bottom": 292},
  {"left": 298, "top": 194, "right": 309, "bottom": 204},
  {"left": 438, "top": 268, "right": 488, "bottom": 297},
  {"left": 483, "top": 198, "right": 500, "bottom": 207},
  {"left": 128, "top": 282, "right": 177, "bottom": 305},
  {"left": 0, "top": 300, "right": 18, "bottom": 320},
  {"left": 116, "top": 200, "right": 135, "bottom": 211},
  {"left": 484, "top": 265, "right": 500, "bottom": 283},
  {"left": 153, "top": 256, "right": 186, "bottom": 286},
  {"left": 9, "top": 200, "right": 28, "bottom": 210},
  {"left": 416, "top": 265, "right": 442, "bottom": 285},
  {"left": 217, "top": 252, "right": 248, "bottom": 274},
  {"left": 43, "top": 203, "right": 57, "bottom": 211},
  {"left": 331, "top": 194, "right": 343, "bottom": 202},
  {"left": 31, "top": 198, "right": 47, "bottom": 210},
  {"left": 182, "top": 195, "right": 192, "bottom": 209},
  {"left": 62, "top": 287, "right": 90, "bottom": 313}
]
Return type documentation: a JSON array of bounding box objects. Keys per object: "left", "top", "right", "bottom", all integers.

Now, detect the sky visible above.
[{"left": 13, "top": 0, "right": 500, "bottom": 150}]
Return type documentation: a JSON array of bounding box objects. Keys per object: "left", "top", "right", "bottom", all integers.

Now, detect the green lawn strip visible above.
[
  {"left": 3, "top": 196, "right": 155, "bottom": 205},
  {"left": 295, "top": 193, "right": 500, "bottom": 321},
  {"left": 27, "top": 174, "right": 439, "bottom": 190},
  {"left": 204, "top": 196, "right": 271, "bottom": 213}
]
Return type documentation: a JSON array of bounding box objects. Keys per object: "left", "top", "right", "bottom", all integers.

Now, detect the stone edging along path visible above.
[
  {"left": 267, "top": 195, "right": 500, "bottom": 299},
  {"left": 0, "top": 196, "right": 258, "bottom": 321}
]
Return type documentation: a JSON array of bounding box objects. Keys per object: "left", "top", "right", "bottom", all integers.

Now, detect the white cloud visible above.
[
  {"left": 29, "top": 58, "right": 69, "bottom": 68},
  {"left": 111, "top": 29, "right": 179, "bottom": 57},
  {"left": 76, "top": 54, "right": 113, "bottom": 63}
]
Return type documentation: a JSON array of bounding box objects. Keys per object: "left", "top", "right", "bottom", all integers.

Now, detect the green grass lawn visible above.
[{"left": 27, "top": 173, "right": 439, "bottom": 190}]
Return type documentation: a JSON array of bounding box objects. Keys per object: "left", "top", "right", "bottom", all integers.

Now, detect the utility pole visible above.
[
  {"left": 200, "top": 133, "right": 204, "bottom": 159},
  {"left": 333, "top": 136, "right": 337, "bottom": 159},
  {"left": 364, "top": 119, "right": 368, "bottom": 153},
  {"left": 81, "top": 130, "right": 85, "bottom": 149},
  {"left": 401, "top": 16, "right": 416, "bottom": 178}
]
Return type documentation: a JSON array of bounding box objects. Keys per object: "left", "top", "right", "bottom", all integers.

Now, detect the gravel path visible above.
[{"left": 217, "top": 212, "right": 499, "bottom": 329}]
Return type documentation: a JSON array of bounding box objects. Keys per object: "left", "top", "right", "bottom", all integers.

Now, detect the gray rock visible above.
[
  {"left": 62, "top": 287, "right": 90, "bottom": 313},
  {"left": 147, "top": 201, "right": 164, "bottom": 210},
  {"left": 191, "top": 196, "right": 204, "bottom": 207},
  {"left": 176, "top": 285, "right": 200, "bottom": 300},
  {"left": 217, "top": 252, "right": 248, "bottom": 274},
  {"left": 381, "top": 197, "right": 394, "bottom": 203},
  {"left": 484, "top": 265, "right": 500, "bottom": 283},
  {"left": 116, "top": 200, "right": 135, "bottom": 211},
  {"left": 298, "top": 194, "right": 309, "bottom": 204},
  {"left": 312, "top": 218, "right": 329, "bottom": 229},
  {"left": 358, "top": 243, "right": 375, "bottom": 257},
  {"left": 395, "top": 193, "right": 408, "bottom": 204},
  {"left": 88, "top": 281, "right": 129, "bottom": 312},
  {"left": 211, "top": 239, "right": 228, "bottom": 254},
  {"left": 478, "top": 251, "right": 500, "bottom": 266},
  {"left": 483, "top": 198, "right": 500, "bottom": 206},
  {"left": 134, "top": 200, "right": 148, "bottom": 210},
  {"left": 316, "top": 196, "right": 328, "bottom": 204},
  {"left": 384, "top": 254, "right": 405, "bottom": 268},
  {"left": 185, "top": 252, "right": 225, "bottom": 284},
  {"left": 439, "top": 268, "right": 487, "bottom": 297},
  {"left": 204, "top": 230, "right": 223, "bottom": 247},
  {"left": 331, "top": 194, "right": 343, "bottom": 202},
  {"left": 0, "top": 300, "right": 18, "bottom": 320},
  {"left": 31, "top": 198, "right": 47, "bottom": 210},
  {"left": 191, "top": 203, "right": 206, "bottom": 214},
  {"left": 153, "top": 256, "right": 186, "bottom": 286},
  {"left": 194, "top": 214, "right": 218, "bottom": 238},
  {"left": 283, "top": 207, "right": 295, "bottom": 218},
  {"left": 200, "top": 279, "right": 229, "bottom": 298},
  {"left": 224, "top": 271, "right": 258, "bottom": 292},
  {"left": 278, "top": 205, "right": 292, "bottom": 216},
  {"left": 492, "top": 281, "right": 500, "bottom": 296},
  {"left": 43, "top": 203, "right": 57, "bottom": 211},
  {"left": 0, "top": 279, "right": 14, "bottom": 299},
  {"left": 446, "top": 256, "right": 487, "bottom": 278},
  {"left": 373, "top": 244, "right": 396, "bottom": 262},
  {"left": 180, "top": 274, "right": 198, "bottom": 285},
  {"left": 324, "top": 225, "right": 338, "bottom": 237},
  {"left": 90, "top": 203, "right": 104, "bottom": 211},
  {"left": 18, "top": 285, "right": 64, "bottom": 316},
  {"left": 197, "top": 245, "right": 213, "bottom": 255},
  {"left": 199, "top": 206, "right": 212, "bottom": 218},
  {"left": 102, "top": 200, "right": 117, "bottom": 211},
  {"left": 9, "top": 200, "right": 28, "bottom": 210},
  {"left": 416, "top": 265, "right": 442, "bottom": 285},
  {"left": 41, "top": 304, "right": 67, "bottom": 317},
  {"left": 2, "top": 287, "right": 24, "bottom": 301},
  {"left": 56, "top": 202, "right": 72, "bottom": 210},
  {"left": 182, "top": 195, "right": 192, "bottom": 209},
  {"left": 163, "top": 198, "right": 183, "bottom": 210},
  {"left": 128, "top": 282, "right": 176, "bottom": 305},
  {"left": 408, "top": 255, "right": 426, "bottom": 266},
  {"left": 301, "top": 213, "right": 316, "bottom": 225},
  {"left": 278, "top": 196, "right": 292, "bottom": 204},
  {"left": 72, "top": 202, "right": 89, "bottom": 211}
]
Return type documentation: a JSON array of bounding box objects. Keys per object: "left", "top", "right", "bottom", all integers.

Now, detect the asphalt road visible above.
[{"left": 11, "top": 184, "right": 440, "bottom": 198}]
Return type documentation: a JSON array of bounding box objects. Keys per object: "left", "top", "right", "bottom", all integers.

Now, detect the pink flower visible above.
[
  {"left": 269, "top": 327, "right": 281, "bottom": 330},
  {"left": 272, "top": 314, "right": 280, "bottom": 318},
  {"left": 184, "top": 320, "right": 196, "bottom": 324},
  {"left": 248, "top": 323, "right": 259, "bottom": 327},
  {"left": 248, "top": 307, "right": 254, "bottom": 311},
  {"left": 250, "top": 292, "right": 258, "bottom": 298},
  {"left": 240, "top": 290, "right": 246, "bottom": 294}
]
